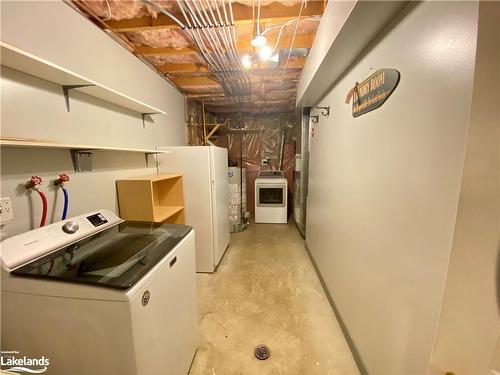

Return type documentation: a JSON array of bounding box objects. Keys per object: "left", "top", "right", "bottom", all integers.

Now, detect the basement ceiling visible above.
[{"left": 73, "top": 0, "right": 324, "bottom": 114}]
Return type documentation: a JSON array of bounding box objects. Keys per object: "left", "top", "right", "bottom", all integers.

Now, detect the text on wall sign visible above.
[{"left": 346, "top": 69, "right": 400, "bottom": 118}]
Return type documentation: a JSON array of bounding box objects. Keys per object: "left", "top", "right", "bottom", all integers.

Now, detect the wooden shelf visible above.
[
  {"left": 153, "top": 206, "right": 184, "bottom": 223},
  {"left": 1, "top": 41, "right": 166, "bottom": 115},
  {"left": 116, "top": 174, "right": 185, "bottom": 224},
  {"left": 123, "top": 173, "right": 180, "bottom": 182}
]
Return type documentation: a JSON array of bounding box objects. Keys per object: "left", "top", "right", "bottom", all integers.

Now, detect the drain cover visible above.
[{"left": 254, "top": 344, "right": 270, "bottom": 360}]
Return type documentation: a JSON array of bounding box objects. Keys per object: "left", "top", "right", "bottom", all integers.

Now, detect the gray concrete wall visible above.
[
  {"left": 304, "top": 2, "right": 479, "bottom": 373},
  {"left": 429, "top": 3, "right": 500, "bottom": 374}
]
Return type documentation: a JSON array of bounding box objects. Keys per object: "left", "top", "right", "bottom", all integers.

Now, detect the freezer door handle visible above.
[
  {"left": 169, "top": 256, "right": 177, "bottom": 267},
  {"left": 211, "top": 180, "right": 215, "bottom": 190}
]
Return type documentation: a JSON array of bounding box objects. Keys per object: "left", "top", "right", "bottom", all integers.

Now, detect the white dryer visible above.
[
  {"left": 255, "top": 170, "right": 288, "bottom": 224},
  {"left": 0, "top": 210, "right": 197, "bottom": 375}
]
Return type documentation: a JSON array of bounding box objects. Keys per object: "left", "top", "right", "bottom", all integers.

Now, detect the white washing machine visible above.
[
  {"left": 255, "top": 170, "right": 288, "bottom": 224},
  {"left": 0, "top": 210, "right": 197, "bottom": 375}
]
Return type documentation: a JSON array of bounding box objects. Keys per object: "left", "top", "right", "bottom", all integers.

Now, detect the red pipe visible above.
[{"left": 37, "top": 190, "right": 48, "bottom": 227}]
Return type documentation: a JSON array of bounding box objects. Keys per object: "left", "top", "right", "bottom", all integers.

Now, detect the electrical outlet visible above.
[{"left": 0, "top": 197, "right": 14, "bottom": 224}]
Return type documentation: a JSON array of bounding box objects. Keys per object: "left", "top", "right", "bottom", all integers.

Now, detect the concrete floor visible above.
[{"left": 188, "top": 220, "right": 359, "bottom": 375}]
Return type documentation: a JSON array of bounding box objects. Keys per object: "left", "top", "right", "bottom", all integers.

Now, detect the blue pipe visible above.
[{"left": 61, "top": 186, "right": 69, "bottom": 220}]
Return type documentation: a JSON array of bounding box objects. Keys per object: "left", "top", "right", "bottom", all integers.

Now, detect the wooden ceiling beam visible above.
[
  {"left": 158, "top": 64, "right": 209, "bottom": 73},
  {"left": 139, "top": 46, "right": 198, "bottom": 56},
  {"left": 170, "top": 76, "right": 221, "bottom": 87},
  {"left": 171, "top": 73, "right": 299, "bottom": 88},
  {"left": 106, "top": 2, "right": 323, "bottom": 32},
  {"left": 137, "top": 32, "right": 314, "bottom": 57},
  {"left": 159, "top": 65, "right": 304, "bottom": 75}
]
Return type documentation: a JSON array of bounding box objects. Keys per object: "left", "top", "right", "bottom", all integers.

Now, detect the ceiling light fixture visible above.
[
  {"left": 258, "top": 45, "right": 273, "bottom": 61},
  {"left": 242, "top": 54, "right": 252, "bottom": 69},
  {"left": 251, "top": 34, "right": 267, "bottom": 48}
]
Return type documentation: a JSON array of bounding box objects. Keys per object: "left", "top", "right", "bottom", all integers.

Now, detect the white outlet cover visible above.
[{"left": 0, "top": 197, "right": 14, "bottom": 224}]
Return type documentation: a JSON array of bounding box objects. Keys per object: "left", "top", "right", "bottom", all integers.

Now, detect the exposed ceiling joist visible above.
[
  {"left": 171, "top": 76, "right": 221, "bottom": 87},
  {"left": 159, "top": 59, "right": 305, "bottom": 74},
  {"left": 158, "top": 64, "right": 209, "bottom": 74},
  {"left": 135, "top": 32, "right": 315, "bottom": 57},
  {"left": 136, "top": 46, "right": 198, "bottom": 56},
  {"left": 75, "top": 0, "right": 323, "bottom": 114},
  {"left": 105, "top": 2, "right": 324, "bottom": 32},
  {"left": 172, "top": 75, "right": 299, "bottom": 89}
]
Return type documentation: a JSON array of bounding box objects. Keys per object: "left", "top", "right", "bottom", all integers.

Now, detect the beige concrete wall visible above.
[
  {"left": 429, "top": 2, "right": 500, "bottom": 374},
  {"left": 304, "top": 2, "right": 479, "bottom": 374}
]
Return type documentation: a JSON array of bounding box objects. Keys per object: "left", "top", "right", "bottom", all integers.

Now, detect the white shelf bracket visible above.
[
  {"left": 144, "top": 152, "right": 158, "bottom": 168},
  {"left": 63, "top": 84, "right": 95, "bottom": 112},
  {"left": 70, "top": 149, "right": 94, "bottom": 172},
  {"left": 141, "top": 113, "right": 160, "bottom": 128}
]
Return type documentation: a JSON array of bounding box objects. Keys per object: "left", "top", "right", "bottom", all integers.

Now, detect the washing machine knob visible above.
[{"left": 62, "top": 221, "right": 79, "bottom": 234}]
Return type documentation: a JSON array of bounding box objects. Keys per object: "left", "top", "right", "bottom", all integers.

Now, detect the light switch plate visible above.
[{"left": 0, "top": 197, "right": 13, "bottom": 224}]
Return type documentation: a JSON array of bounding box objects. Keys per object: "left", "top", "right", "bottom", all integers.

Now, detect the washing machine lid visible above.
[{"left": 9, "top": 221, "right": 192, "bottom": 290}]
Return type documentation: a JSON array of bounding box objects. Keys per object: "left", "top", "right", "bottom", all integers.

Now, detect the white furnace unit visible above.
[
  {"left": 0, "top": 210, "right": 197, "bottom": 375},
  {"left": 255, "top": 170, "right": 288, "bottom": 224}
]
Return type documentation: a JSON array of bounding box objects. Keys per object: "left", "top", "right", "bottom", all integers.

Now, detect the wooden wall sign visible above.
[{"left": 350, "top": 69, "right": 400, "bottom": 118}]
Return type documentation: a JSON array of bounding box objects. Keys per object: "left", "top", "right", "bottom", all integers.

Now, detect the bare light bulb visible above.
[
  {"left": 242, "top": 54, "right": 252, "bottom": 69},
  {"left": 270, "top": 53, "right": 279, "bottom": 63},
  {"left": 251, "top": 34, "right": 267, "bottom": 48},
  {"left": 258, "top": 45, "right": 273, "bottom": 61}
]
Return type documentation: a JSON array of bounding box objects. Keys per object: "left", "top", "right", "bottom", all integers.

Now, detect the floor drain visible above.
[{"left": 254, "top": 344, "right": 270, "bottom": 360}]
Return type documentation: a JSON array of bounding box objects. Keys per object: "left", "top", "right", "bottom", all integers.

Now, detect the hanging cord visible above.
[
  {"left": 262, "top": 16, "right": 321, "bottom": 53},
  {"left": 102, "top": 0, "right": 112, "bottom": 21},
  {"left": 256, "top": 0, "right": 261, "bottom": 36},
  {"left": 142, "top": 0, "right": 187, "bottom": 28},
  {"left": 252, "top": 0, "right": 255, "bottom": 37},
  {"left": 25, "top": 176, "right": 47, "bottom": 227},
  {"left": 283, "top": 0, "right": 306, "bottom": 74}
]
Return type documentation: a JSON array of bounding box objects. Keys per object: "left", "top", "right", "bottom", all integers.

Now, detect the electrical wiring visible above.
[
  {"left": 103, "top": 0, "right": 112, "bottom": 21},
  {"left": 143, "top": 0, "right": 187, "bottom": 29},
  {"left": 261, "top": 16, "right": 321, "bottom": 53},
  {"left": 143, "top": 0, "right": 250, "bottom": 100},
  {"left": 283, "top": 0, "right": 306, "bottom": 73},
  {"left": 256, "top": 0, "right": 261, "bottom": 36}
]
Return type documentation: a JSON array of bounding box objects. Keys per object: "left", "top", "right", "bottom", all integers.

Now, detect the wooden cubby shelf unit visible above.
[{"left": 116, "top": 174, "right": 185, "bottom": 224}]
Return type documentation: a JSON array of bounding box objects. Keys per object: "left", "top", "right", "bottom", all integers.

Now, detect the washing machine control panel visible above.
[
  {"left": 86, "top": 213, "right": 108, "bottom": 227},
  {"left": 0, "top": 209, "right": 123, "bottom": 272}
]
